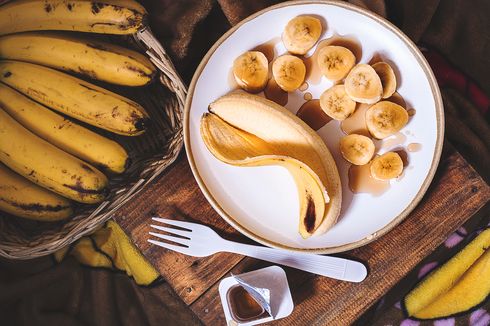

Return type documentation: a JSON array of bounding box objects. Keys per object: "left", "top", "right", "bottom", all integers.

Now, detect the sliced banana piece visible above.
[
  {"left": 370, "top": 152, "right": 404, "bottom": 180},
  {"left": 233, "top": 51, "right": 269, "bottom": 93},
  {"left": 340, "top": 134, "right": 375, "bottom": 165},
  {"left": 317, "top": 46, "right": 356, "bottom": 81},
  {"left": 372, "top": 62, "right": 397, "bottom": 99},
  {"left": 282, "top": 15, "right": 322, "bottom": 55},
  {"left": 319, "top": 84, "right": 356, "bottom": 120},
  {"left": 345, "top": 64, "right": 383, "bottom": 104},
  {"left": 366, "top": 101, "right": 409, "bottom": 139},
  {"left": 272, "top": 54, "right": 306, "bottom": 92}
]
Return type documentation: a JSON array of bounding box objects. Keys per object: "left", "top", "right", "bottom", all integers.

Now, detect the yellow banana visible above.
[
  {"left": 0, "top": 0, "right": 147, "bottom": 36},
  {"left": 0, "top": 108, "right": 108, "bottom": 204},
  {"left": 208, "top": 92, "right": 342, "bottom": 237},
  {"left": 0, "top": 32, "right": 156, "bottom": 86},
  {"left": 0, "top": 83, "right": 128, "bottom": 174},
  {"left": 0, "top": 163, "right": 72, "bottom": 221},
  {"left": 201, "top": 112, "right": 328, "bottom": 239},
  {"left": 0, "top": 61, "right": 149, "bottom": 136}
]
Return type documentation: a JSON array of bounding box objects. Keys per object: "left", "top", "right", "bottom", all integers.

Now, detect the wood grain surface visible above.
[{"left": 114, "top": 144, "right": 490, "bottom": 325}]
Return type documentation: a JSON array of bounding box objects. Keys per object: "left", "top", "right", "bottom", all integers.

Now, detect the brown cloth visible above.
[{"left": 0, "top": 0, "right": 489, "bottom": 325}]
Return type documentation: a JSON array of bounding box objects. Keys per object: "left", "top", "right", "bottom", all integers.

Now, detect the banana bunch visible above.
[
  {"left": 201, "top": 93, "right": 341, "bottom": 238},
  {"left": 0, "top": 0, "right": 155, "bottom": 222}
]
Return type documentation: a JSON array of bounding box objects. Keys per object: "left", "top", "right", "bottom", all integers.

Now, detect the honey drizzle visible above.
[
  {"left": 340, "top": 103, "right": 371, "bottom": 137},
  {"left": 296, "top": 99, "right": 332, "bottom": 131},
  {"left": 264, "top": 78, "right": 288, "bottom": 106},
  {"left": 348, "top": 162, "right": 390, "bottom": 196}
]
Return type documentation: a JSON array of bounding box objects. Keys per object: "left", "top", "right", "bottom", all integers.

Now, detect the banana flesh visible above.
[
  {"left": 340, "top": 134, "right": 375, "bottom": 166},
  {"left": 345, "top": 64, "right": 383, "bottom": 104},
  {"left": 0, "top": 163, "right": 73, "bottom": 221},
  {"left": 272, "top": 55, "right": 306, "bottom": 92},
  {"left": 370, "top": 152, "right": 403, "bottom": 180},
  {"left": 0, "top": 61, "right": 149, "bottom": 136},
  {"left": 0, "top": 32, "right": 156, "bottom": 86},
  {"left": 372, "top": 62, "right": 397, "bottom": 99},
  {"left": 0, "top": 108, "right": 108, "bottom": 204},
  {"left": 320, "top": 84, "right": 356, "bottom": 120},
  {"left": 282, "top": 16, "right": 322, "bottom": 55},
  {"left": 317, "top": 46, "right": 356, "bottom": 81},
  {"left": 201, "top": 113, "right": 328, "bottom": 238},
  {"left": 232, "top": 51, "right": 269, "bottom": 93},
  {"left": 208, "top": 92, "right": 342, "bottom": 236},
  {"left": 0, "top": 0, "right": 147, "bottom": 36},
  {"left": 366, "top": 101, "right": 409, "bottom": 139},
  {"left": 0, "top": 83, "right": 128, "bottom": 174}
]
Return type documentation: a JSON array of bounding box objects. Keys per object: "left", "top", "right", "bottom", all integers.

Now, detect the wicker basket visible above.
[{"left": 0, "top": 28, "right": 187, "bottom": 259}]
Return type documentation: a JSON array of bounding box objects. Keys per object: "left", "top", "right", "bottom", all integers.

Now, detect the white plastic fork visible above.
[{"left": 148, "top": 217, "right": 367, "bottom": 282}]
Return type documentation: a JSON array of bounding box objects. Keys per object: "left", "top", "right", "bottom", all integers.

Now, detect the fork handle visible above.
[{"left": 223, "top": 240, "right": 367, "bottom": 282}]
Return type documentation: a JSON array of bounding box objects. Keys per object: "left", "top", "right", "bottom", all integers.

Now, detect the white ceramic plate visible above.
[{"left": 184, "top": 1, "right": 444, "bottom": 253}]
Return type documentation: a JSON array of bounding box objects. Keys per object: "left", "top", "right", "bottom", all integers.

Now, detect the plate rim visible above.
[{"left": 183, "top": 0, "right": 445, "bottom": 253}]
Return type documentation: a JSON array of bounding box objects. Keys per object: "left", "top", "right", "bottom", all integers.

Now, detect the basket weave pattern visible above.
[{"left": 0, "top": 28, "right": 187, "bottom": 259}]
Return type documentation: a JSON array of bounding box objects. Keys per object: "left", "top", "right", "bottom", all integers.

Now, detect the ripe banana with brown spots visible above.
[
  {"left": 0, "top": 32, "right": 156, "bottom": 86},
  {"left": 0, "top": 163, "right": 73, "bottom": 221},
  {"left": 0, "top": 0, "right": 147, "bottom": 36},
  {"left": 0, "top": 61, "right": 149, "bottom": 136},
  {"left": 0, "top": 108, "right": 108, "bottom": 204},
  {"left": 0, "top": 83, "right": 129, "bottom": 174}
]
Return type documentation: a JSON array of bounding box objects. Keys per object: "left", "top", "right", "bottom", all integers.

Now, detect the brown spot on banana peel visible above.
[
  {"left": 66, "top": 3, "right": 73, "bottom": 11},
  {"left": 0, "top": 197, "right": 70, "bottom": 213},
  {"left": 44, "top": 3, "right": 52, "bottom": 12},
  {"left": 63, "top": 182, "right": 108, "bottom": 196},
  {"left": 91, "top": 2, "right": 106, "bottom": 14},
  {"left": 304, "top": 194, "right": 316, "bottom": 233},
  {"left": 3, "top": 71, "right": 11, "bottom": 78},
  {"left": 76, "top": 67, "right": 98, "bottom": 79}
]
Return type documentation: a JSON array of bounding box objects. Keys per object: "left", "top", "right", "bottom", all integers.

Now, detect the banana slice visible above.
[
  {"left": 340, "top": 134, "right": 375, "bottom": 165},
  {"left": 233, "top": 51, "right": 269, "bottom": 93},
  {"left": 317, "top": 46, "right": 356, "bottom": 81},
  {"left": 370, "top": 152, "right": 404, "bottom": 180},
  {"left": 345, "top": 64, "right": 383, "bottom": 104},
  {"left": 282, "top": 16, "right": 322, "bottom": 55},
  {"left": 366, "top": 101, "right": 409, "bottom": 139},
  {"left": 372, "top": 62, "right": 397, "bottom": 99},
  {"left": 319, "top": 84, "right": 356, "bottom": 120},
  {"left": 272, "top": 54, "right": 306, "bottom": 92}
]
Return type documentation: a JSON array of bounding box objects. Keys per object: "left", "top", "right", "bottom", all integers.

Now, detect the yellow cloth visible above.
[
  {"left": 55, "top": 220, "right": 160, "bottom": 286},
  {"left": 404, "top": 229, "right": 490, "bottom": 319}
]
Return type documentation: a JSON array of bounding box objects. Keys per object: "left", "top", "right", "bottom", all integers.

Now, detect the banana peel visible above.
[
  {"left": 201, "top": 112, "right": 328, "bottom": 237},
  {"left": 404, "top": 228, "right": 490, "bottom": 320},
  {"left": 55, "top": 221, "right": 160, "bottom": 286},
  {"left": 203, "top": 93, "right": 341, "bottom": 237}
]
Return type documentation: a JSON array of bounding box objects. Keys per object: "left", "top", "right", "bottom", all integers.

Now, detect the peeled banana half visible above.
[
  {"left": 282, "top": 15, "right": 322, "bottom": 55},
  {"left": 0, "top": 32, "right": 156, "bottom": 86},
  {"left": 0, "top": 163, "right": 73, "bottom": 221},
  {"left": 201, "top": 113, "right": 328, "bottom": 238},
  {"left": 206, "top": 92, "right": 342, "bottom": 237},
  {"left": 0, "top": 0, "right": 147, "bottom": 36},
  {"left": 0, "top": 61, "right": 149, "bottom": 136},
  {"left": 0, "top": 83, "right": 129, "bottom": 174},
  {"left": 0, "top": 108, "right": 108, "bottom": 204}
]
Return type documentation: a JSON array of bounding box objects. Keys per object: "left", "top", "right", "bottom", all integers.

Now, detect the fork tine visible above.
[
  {"left": 150, "top": 224, "right": 190, "bottom": 238},
  {"left": 147, "top": 239, "right": 190, "bottom": 255},
  {"left": 151, "top": 217, "right": 195, "bottom": 230},
  {"left": 149, "top": 232, "right": 189, "bottom": 246}
]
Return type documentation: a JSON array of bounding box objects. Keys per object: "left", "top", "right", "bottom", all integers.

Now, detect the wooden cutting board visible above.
[{"left": 113, "top": 144, "right": 490, "bottom": 325}]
